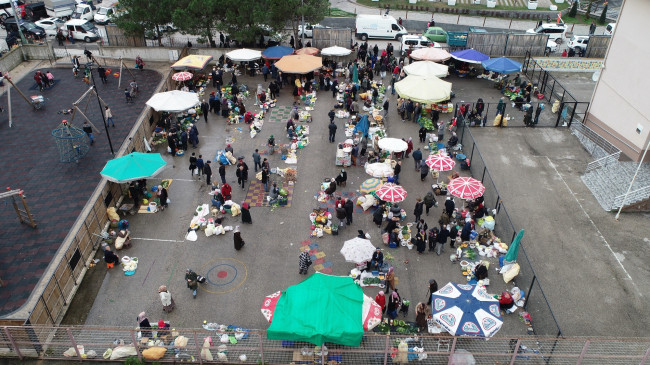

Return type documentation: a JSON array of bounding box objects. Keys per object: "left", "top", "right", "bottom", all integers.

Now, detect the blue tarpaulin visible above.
[
  {"left": 262, "top": 46, "right": 294, "bottom": 60},
  {"left": 353, "top": 115, "right": 369, "bottom": 138},
  {"left": 481, "top": 57, "right": 522, "bottom": 74}
]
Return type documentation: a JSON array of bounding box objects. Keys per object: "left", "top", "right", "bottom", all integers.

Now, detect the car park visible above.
[
  {"left": 422, "top": 26, "right": 447, "bottom": 43},
  {"left": 35, "top": 16, "right": 65, "bottom": 37}
]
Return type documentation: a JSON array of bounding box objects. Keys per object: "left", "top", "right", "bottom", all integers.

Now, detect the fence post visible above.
[
  {"left": 494, "top": 195, "right": 500, "bottom": 210},
  {"left": 3, "top": 327, "right": 23, "bottom": 360},
  {"left": 577, "top": 340, "right": 590, "bottom": 365},
  {"left": 129, "top": 329, "right": 143, "bottom": 361},
  {"left": 555, "top": 102, "right": 564, "bottom": 127},
  {"left": 524, "top": 275, "right": 535, "bottom": 309},
  {"left": 39, "top": 296, "right": 55, "bottom": 324},
  {"left": 640, "top": 345, "right": 650, "bottom": 365},
  {"left": 481, "top": 166, "right": 486, "bottom": 183},
  {"left": 567, "top": 101, "right": 577, "bottom": 128},
  {"left": 383, "top": 334, "right": 390, "bottom": 365},
  {"left": 258, "top": 332, "right": 265, "bottom": 365},
  {"left": 548, "top": 79, "right": 555, "bottom": 104},
  {"left": 54, "top": 275, "right": 67, "bottom": 306},
  {"left": 193, "top": 330, "right": 204, "bottom": 365},
  {"left": 509, "top": 339, "right": 521, "bottom": 365},
  {"left": 66, "top": 328, "right": 83, "bottom": 362}
]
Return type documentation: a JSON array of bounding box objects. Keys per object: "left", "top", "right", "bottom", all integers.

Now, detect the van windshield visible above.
[
  {"left": 80, "top": 22, "right": 95, "bottom": 31},
  {"left": 98, "top": 7, "right": 109, "bottom": 14}
]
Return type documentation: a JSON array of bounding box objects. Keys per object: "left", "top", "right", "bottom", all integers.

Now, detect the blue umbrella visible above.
[
  {"left": 431, "top": 282, "right": 503, "bottom": 337},
  {"left": 262, "top": 46, "right": 294, "bottom": 60},
  {"left": 481, "top": 57, "right": 522, "bottom": 74},
  {"left": 450, "top": 48, "right": 489, "bottom": 64},
  {"left": 353, "top": 114, "right": 369, "bottom": 137}
]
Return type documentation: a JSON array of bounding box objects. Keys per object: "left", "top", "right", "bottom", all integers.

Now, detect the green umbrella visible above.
[
  {"left": 504, "top": 229, "right": 524, "bottom": 262},
  {"left": 352, "top": 63, "right": 358, "bottom": 84},
  {"left": 100, "top": 152, "right": 167, "bottom": 183}
]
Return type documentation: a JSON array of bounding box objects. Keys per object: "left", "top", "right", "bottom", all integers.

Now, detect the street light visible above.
[{"left": 85, "top": 61, "right": 115, "bottom": 155}]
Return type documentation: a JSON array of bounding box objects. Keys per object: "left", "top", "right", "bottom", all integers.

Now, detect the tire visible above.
[
  {"left": 84, "top": 36, "right": 91, "bottom": 42},
  {"left": 555, "top": 37, "right": 562, "bottom": 44},
  {"left": 360, "top": 34, "right": 367, "bottom": 41},
  {"left": 395, "top": 34, "right": 402, "bottom": 41},
  {"left": 0, "top": 14, "right": 7, "bottom": 21}
]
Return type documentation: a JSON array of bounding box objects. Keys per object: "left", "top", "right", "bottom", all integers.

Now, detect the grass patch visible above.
[
  {"left": 329, "top": 7, "right": 357, "bottom": 17},
  {"left": 562, "top": 13, "right": 604, "bottom": 25},
  {"left": 355, "top": 0, "right": 569, "bottom": 14}
]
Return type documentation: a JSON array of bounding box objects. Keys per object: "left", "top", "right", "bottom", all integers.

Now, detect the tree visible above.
[
  {"left": 568, "top": 0, "right": 577, "bottom": 18},
  {"left": 172, "top": 0, "right": 223, "bottom": 47},
  {"left": 112, "top": 0, "right": 175, "bottom": 46},
  {"left": 585, "top": 0, "right": 594, "bottom": 19},
  {"left": 599, "top": 2, "right": 608, "bottom": 24},
  {"left": 218, "top": 0, "right": 269, "bottom": 47},
  {"left": 268, "top": 0, "right": 328, "bottom": 48}
]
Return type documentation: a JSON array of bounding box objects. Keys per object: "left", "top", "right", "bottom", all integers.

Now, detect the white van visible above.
[
  {"left": 355, "top": 14, "right": 407, "bottom": 41},
  {"left": 603, "top": 22, "right": 616, "bottom": 36},
  {"left": 63, "top": 19, "right": 99, "bottom": 42},
  {"left": 400, "top": 35, "right": 434, "bottom": 56},
  {"left": 526, "top": 23, "right": 567, "bottom": 43}
]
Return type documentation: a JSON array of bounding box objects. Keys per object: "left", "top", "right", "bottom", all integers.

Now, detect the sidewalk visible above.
[{"left": 330, "top": 0, "right": 593, "bottom": 33}]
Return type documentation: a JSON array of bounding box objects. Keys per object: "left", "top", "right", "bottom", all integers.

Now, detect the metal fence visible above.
[
  {"left": 2, "top": 325, "right": 650, "bottom": 364},
  {"left": 453, "top": 100, "right": 557, "bottom": 128},
  {"left": 521, "top": 52, "right": 590, "bottom": 128},
  {"left": 456, "top": 121, "right": 563, "bottom": 338}
]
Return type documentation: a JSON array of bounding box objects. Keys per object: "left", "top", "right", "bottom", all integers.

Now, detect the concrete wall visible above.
[
  {"left": 587, "top": 0, "right": 650, "bottom": 161},
  {"left": 21, "top": 44, "right": 54, "bottom": 61},
  {"left": 96, "top": 46, "right": 181, "bottom": 63},
  {"left": 0, "top": 47, "right": 25, "bottom": 72}
]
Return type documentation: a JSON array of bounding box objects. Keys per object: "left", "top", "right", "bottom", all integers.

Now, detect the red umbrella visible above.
[
  {"left": 261, "top": 291, "right": 282, "bottom": 323},
  {"left": 295, "top": 47, "right": 319, "bottom": 55},
  {"left": 425, "top": 154, "right": 455, "bottom": 171},
  {"left": 375, "top": 183, "right": 407, "bottom": 202},
  {"left": 447, "top": 177, "right": 485, "bottom": 199},
  {"left": 172, "top": 71, "right": 193, "bottom": 81}
]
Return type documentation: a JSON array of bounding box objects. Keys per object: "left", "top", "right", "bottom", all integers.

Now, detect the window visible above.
[{"left": 391, "top": 24, "right": 400, "bottom": 31}]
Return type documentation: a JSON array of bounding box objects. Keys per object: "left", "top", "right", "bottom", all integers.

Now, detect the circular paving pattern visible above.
[{"left": 199, "top": 257, "right": 248, "bottom": 294}]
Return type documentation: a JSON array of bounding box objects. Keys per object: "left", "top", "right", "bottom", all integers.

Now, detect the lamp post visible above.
[
  {"left": 85, "top": 61, "right": 115, "bottom": 155},
  {"left": 10, "top": 0, "right": 27, "bottom": 45},
  {"left": 300, "top": 0, "right": 305, "bottom": 48}
]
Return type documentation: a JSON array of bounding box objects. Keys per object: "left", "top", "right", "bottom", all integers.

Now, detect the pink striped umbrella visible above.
[
  {"left": 425, "top": 154, "right": 455, "bottom": 171},
  {"left": 295, "top": 47, "right": 319, "bottom": 55},
  {"left": 447, "top": 177, "right": 485, "bottom": 199},
  {"left": 375, "top": 183, "right": 407, "bottom": 202},
  {"left": 172, "top": 71, "right": 193, "bottom": 81}
]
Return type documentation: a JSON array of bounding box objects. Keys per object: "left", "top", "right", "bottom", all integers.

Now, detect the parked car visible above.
[
  {"left": 0, "top": 0, "right": 25, "bottom": 21},
  {"left": 1, "top": 18, "right": 46, "bottom": 39},
  {"left": 24, "top": 2, "right": 47, "bottom": 21},
  {"left": 93, "top": 6, "right": 114, "bottom": 24},
  {"left": 567, "top": 35, "right": 589, "bottom": 51},
  {"left": 400, "top": 34, "right": 434, "bottom": 56},
  {"left": 297, "top": 23, "right": 329, "bottom": 38},
  {"left": 603, "top": 22, "right": 615, "bottom": 36},
  {"left": 545, "top": 39, "right": 558, "bottom": 53},
  {"left": 62, "top": 18, "right": 99, "bottom": 42},
  {"left": 422, "top": 26, "right": 447, "bottom": 43},
  {"left": 35, "top": 16, "right": 65, "bottom": 37},
  {"left": 526, "top": 22, "right": 567, "bottom": 43}
]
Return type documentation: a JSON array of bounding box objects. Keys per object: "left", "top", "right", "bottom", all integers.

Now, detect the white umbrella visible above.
[
  {"left": 365, "top": 162, "right": 394, "bottom": 178},
  {"left": 321, "top": 46, "right": 352, "bottom": 57},
  {"left": 340, "top": 238, "right": 376, "bottom": 264},
  {"left": 226, "top": 48, "right": 262, "bottom": 62},
  {"left": 394, "top": 75, "right": 452, "bottom": 104},
  {"left": 378, "top": 137, "right": 408, "bottom": 153},
  {"left": 146, "top": 90, "right": 200, "bottom": 112},
  {"left": 404, "top": 61, "right": 449, "bottom": 78}
]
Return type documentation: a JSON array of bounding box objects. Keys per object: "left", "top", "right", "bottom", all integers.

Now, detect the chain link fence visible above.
[{"left": 2, "top": 325, "right": 650, "bottom": 363}]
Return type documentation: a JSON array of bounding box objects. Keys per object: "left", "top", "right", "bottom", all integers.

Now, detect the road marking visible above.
[
  {"left": 543, "top": 156, "right": 641, "bottom": 296},
  {"left": 132, "top": 237, "right": 185, "bottom": 243}
]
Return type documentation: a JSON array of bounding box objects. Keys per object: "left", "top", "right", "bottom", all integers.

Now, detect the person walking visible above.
[
  {"left": 203, "top": 160, "right": 212, "bottom": 186},
  {"left": 196, "top": 155, "right": 204, "bottom": 178},
  {"left": 328, "top": 120, "right": 337, "bottom": 143},
  {"left": 234, "top": 226, "right": 246, "bottom": 250},
  {"left": 241, "top": 202, "right": 252, "bottom": 224},
  {"left": 218, "top": 163, "right": 226, "bottom": 184},
  {"left": 419, "top": 126, "right": 427, "bottom": 143},
  {"left": 261, "top": 166, "right": 270, "bottom": 192},
  {"left": 426, "top": 279, "right": 438, "bottom": 306},
  {"left": 189, "top": 152, "right": 197, "bottom": 177},
  {"left": 252, "top": 149, "right": 262, "bottom": 172},
  {"left": 413, "top": 198, "right": 424, "bottom": 223},
  {"left": 104, "top": 106, "right": 114, "bottom": 127},
  {"left": 201, "top": 99, "right": 209, "bottom": 123},
  {"left": 412, "top": 148, "right": 422, "bottom": 170},
  {"left": 428, "top": 227, "right": 438, "bottom": 252},
  {"left": 344, "top": 198, "right": 354, "bottom": 225},
  {"left": 336, "top": 203, "right": 347, "bottom": 228},
  {"left": 423, "top": 191, "right": 437, "bottom": 215},
  {"left": 393, "top": 160, "right": 401, "bottom": 184},
  {"left": 383, "top": 98, "right": 389, "bottom": 117},
  {"left": 185, "top": 269, "right": 199, "bottom": 299},
  {"left": 444, "top": 196, "right": 455, "bottom": 216},
  {"left": 236, "top": 161, "right": 248, "bottom": 189},
  {"left": 328, "top": 109, "right": 335, "bottom": 123},
  {"left": 82, "top": 121, "right": 94, "bottom": 145},
  {"left": 298, "top": 250, "right": 312, "bottom": 275},
  {"left": 420, "top": 160, "right": 429, "bottom": 181},
  {"left": 436, "top": 224, "right": 449, "bottom": 255},
  {"left": 158, "top": 285, "right": 175, "bottom": 313},
  {"left": 97, "top": 65, "right": 107, "bottom": 84}
]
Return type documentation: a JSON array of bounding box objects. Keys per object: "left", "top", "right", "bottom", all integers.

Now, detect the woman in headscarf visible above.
[
  {"left": 373, "top": 205, "right": 385, "bottom": 227},
  {"left": 426, "top": 279, "right": 438, "bottom": 306},
  {"left": 234, "top": 226, "right": 245, "bottom": 250},
  {"left": 387, "top": 290, "right": 401, "bottom": 319},
  {"left": 499, "top": 291, "right": 515, "bottom": 312},
  {"left": 385, "top": 267, "right": 396, "bottom": 292},
  {"left": 405, "top": 137, "right": 413, "bottom": 158},
  {"left": 375, "top": 291, "right": 386, "bottom": 315},
  {"left": 221, "top": 183, "right": 232, "bottom": 200},
  {"left": 415, "top": 303, "right": 428, "bottom": 332},
  {"left": 158, "top": 185, "right": 168, "bottom": 210},
  {"left": 137, "top": 312, "right": 152, "bottom": 338},
  {"left": 415, "top": 230, "right": 426, "bottom": 254},
  {"left": 241, "top": 202, "right": 252, "bottom": 224},
  {"left": 158, "top": 285, "right": 175, "bottom": 313}
]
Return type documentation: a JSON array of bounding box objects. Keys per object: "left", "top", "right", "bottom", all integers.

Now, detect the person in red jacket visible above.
[{"left": 375, "top": 291, "right": 386, "bottom": 315}]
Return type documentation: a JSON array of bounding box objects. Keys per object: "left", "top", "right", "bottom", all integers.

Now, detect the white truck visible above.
[
  {"left": 44, "top": 0, "right": 75, "bottom": 19},
  {"left": 71, "top": 2, "right": 95, "bottom": 21},
  {"left": 355, "top": 14, "right": 407, "bottom": 41},
  {"left": 93, "top": 6, "right": 114, "bottom": 24}
]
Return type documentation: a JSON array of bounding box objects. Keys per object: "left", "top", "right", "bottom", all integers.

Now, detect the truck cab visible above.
[
  {"left": 72, "top": 2, "right": 95, "bottom": 21},
  {"left": 93, "top": 6, "right": 113, "bottom": 24}
]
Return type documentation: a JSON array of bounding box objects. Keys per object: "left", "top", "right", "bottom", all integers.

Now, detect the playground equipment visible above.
[{"left": 51, "top": 119, "right": 90, "bottom": 163}]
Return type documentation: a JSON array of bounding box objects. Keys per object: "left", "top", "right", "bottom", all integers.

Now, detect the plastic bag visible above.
[
  {"left": 103, "top": 348, "right": 112, "bottom": 359},
  {"left": 186, "top": 230, "right": 198, "bottom": 241},
  {"left": 220, "top": 334, "right": 229, "bottom": 343},
  {"left": 142, "top": 347, "right": 167, "bottom": 360},
  {"left": 110, "top": 346, "right": 137, "bottom": 360},
  {"left": 174, "top": 336, "right": 188, "bottom": 348}
]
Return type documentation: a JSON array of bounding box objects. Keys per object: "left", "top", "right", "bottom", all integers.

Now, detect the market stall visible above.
[
  {"left": 403, "top": 61, "right": 449, "bottom": 78},
  {"left": 171, "top": 55, "right": 213, "bottom": 70},
  {"left": 410, "top": 47, "right": 452, "bottom": 62}
]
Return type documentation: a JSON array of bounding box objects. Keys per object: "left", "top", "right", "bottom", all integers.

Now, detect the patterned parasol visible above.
[
  {"left": 375, "top": 183, "right": 407, "bottom": 202},
  {"left": 360, "top": 178, "right": 383, "bottom": 194},
  {"left": 426, "top": 154, "right": 456, "bottom": 171},
  {"left": 172, "top": 71, "right": 193, "bottom": 81},
  {"left": 447, "top": 177, "right": 485, "bottom": 199}
]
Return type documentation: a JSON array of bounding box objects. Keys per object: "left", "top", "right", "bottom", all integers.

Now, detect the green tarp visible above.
[{"left": 267, "top": 273, "right": 364, "bottom": 346}]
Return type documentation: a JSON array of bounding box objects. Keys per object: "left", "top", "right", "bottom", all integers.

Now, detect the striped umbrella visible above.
[
  {"left": 295, "top": 47, "right": 319, "bottom": 55},
  {"left": 172, "top": 71, "right": 193, "bottom": 81},
  {"left": 426, "top": 154, "right": 455, "bottom": 171},
  {"left": 447, "top": 177, "right": 485, "bottom": 199},
  {"left": 360, "top": 178, "right": 383, "bottom": 194},
  {"left": 375, "top": 183, "right": 407, "bottom": 203}
]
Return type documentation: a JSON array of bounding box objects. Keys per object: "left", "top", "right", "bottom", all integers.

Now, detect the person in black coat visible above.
[
  {"left": 201, "top": 100, "right": 209, "bottom": 122},
  {"left": 413, "top": 198, "right": 424, "bottom": 222},
  {"left": 436, "top": 225, "right": 449, "bottom": 255},
  {"left": 373, "top": 205, "right": 385, "bottom": 227},
  {"left": 234, "top": 226, "right": 245, "bottom": 250},
  {"left": 335, "top": 169, "right": 347, "bottom": 186},
  {"left": 344, "top": 198, "right": 354, "bottom": 225},
  {"left": 241, "top": 203, "right": 252, "bottom": 224},
  {"left": 444, "top": 197, "right": 455, "bottom": 216},
  {"left": 328, "top": 121, "right": 337, "bottom": 143},
  {"left": 203, "top": 161, "right": 212, "bottom": 186},
  {"left": 461, "top": 220, "right": 472, "bottom": 241}
]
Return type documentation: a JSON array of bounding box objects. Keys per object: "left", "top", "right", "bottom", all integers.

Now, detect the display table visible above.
[
  {"left": 335, "top": 149, "right": 351, "bottom": 166},
  {"left": 358, "top": 271, "right": 385, "bottom": 288}
]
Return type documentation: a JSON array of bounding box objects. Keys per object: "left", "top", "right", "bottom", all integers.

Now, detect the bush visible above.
[
  {"left": 599, "top": 3, "right": 608, "bottom": 24},
  {"left": 568, "top": 1, "right": 577, "bottom": 17}
]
